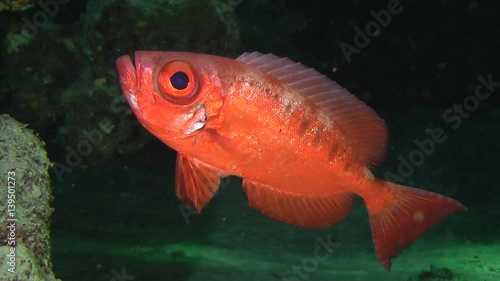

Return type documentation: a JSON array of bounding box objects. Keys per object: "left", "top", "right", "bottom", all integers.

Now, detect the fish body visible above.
[{"left": 116, "top": 51, "right": 466, "bottom": 270}]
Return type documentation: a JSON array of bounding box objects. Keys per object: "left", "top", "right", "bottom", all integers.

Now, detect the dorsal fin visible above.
[{"left": 237, "top": 52, "right": 388, "bottom": 168}]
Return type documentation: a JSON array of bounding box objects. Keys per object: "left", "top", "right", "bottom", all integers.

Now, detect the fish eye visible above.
[{"left": 156, "top": 60, "right": 198, "bottom": 105}]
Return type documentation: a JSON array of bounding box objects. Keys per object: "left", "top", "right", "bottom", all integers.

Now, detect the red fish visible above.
[{"left": 116, "top": 51, "right": 466, "bottom": 270}]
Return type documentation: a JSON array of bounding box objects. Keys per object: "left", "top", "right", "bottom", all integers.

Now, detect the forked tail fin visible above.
[{"left": 364, "top": 180, "right": 466, "bottom": 271}]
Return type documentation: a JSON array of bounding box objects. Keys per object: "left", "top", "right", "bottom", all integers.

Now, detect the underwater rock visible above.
[
  {"left": 0, "top": 0, "right": 35, "bottom": 11},
  {"left": 56, "top": 0, "right": 242, "bottom": 162},
  {"left": 83, "top": 0, "right": 240, "bottom": 60},
  {"left": 0, "top": 9, "right": 83, "bottom": 154},
  {"left": 0, "top": 114, "right": 60, "bottom": 281},
  {"left": 1, "top": 0, "right": 241, "bottom": 165}
]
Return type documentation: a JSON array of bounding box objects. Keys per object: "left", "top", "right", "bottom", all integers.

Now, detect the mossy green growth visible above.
[{"left": 0, "top": 114, "right": 60, "bottom": 281}]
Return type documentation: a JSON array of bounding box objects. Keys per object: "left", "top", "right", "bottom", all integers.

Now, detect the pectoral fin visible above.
[{"left": 175, "top": 154, "right": 226, "bottom": 213}]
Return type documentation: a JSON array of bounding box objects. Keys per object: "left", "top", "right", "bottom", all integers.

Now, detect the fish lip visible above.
[
  {"left": 116, "top": 54, "right": 136, "bottom": 87},
  {"left": 116, "top": 54, "right": 138, "bottom": 110}
]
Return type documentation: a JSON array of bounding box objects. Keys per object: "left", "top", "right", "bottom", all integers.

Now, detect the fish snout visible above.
[
  {"left": 117, "top": 52, "right": 160, "bottom": 113},
  {"left": 116, "top": 55, "right": 138, "bottom": 110}
]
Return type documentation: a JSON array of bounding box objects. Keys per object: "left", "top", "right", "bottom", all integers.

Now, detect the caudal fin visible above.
[{"left": 365, "top": 180, "right": 466, "bottom": 271}]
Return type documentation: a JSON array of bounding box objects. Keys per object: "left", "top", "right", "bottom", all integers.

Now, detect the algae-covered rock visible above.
[
  {"left": 1, "top": 0, "right": 242, "bottom": 164},
  {"left": 83, "top": 0, "right": 240, "bottom": 59},
  {"left": 0, "top": 0, "right": 35, "bottom": 11},
  {"left": 0, "top": 114, "right": 59, "bottom": 281},
  {"left": 58, "top": 0, "right": 242, "bottom": 162}
]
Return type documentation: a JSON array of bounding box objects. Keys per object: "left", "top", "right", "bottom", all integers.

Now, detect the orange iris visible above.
[{"left": 156, "top": 61, "right": 199, "bottom": 105}]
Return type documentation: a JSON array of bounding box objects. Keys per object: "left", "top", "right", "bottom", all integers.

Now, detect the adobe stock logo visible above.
[
  {"left": 339, "top": 0, "right": 404, "bottom": 64},
  {"left": 6, "top": 0, "right": 70, "bottom": 53},
  {"left": 383, "top": 74, "right": 498, "bottom": 183}
]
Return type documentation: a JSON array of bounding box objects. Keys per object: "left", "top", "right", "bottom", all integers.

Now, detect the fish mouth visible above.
[
  {"left": 116, "top": 52, "right": 166, "bottom": 112},
  {"left": 116, "top": 54, "right": 138, "bottom": 110}
]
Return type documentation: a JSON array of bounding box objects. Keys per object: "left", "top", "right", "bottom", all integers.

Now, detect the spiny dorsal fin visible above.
[{"left": 237, "top": 52, "right": 388, "bottom": 168}]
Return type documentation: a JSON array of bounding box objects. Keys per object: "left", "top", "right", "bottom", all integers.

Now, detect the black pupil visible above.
[{"left": 170, "top": 71, "right": 189, "bottom": 90}]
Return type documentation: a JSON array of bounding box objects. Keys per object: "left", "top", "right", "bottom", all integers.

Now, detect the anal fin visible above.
[
  {"left": 175, "top": 154, "right": 226, "bottom": 213},
  {"left": 243, "top": 179, "right": 354, "bottom": 228}
]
